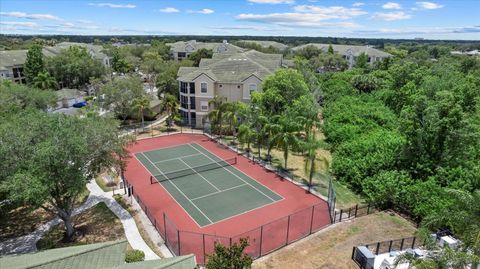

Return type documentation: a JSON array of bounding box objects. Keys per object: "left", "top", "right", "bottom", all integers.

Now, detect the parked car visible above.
[{"left": 72, "top": 101, "right": 88, "bottom": 108}]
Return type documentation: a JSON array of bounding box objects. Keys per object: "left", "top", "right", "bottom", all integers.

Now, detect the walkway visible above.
[{"left": 0, "top": 180, "right": 160, "bottom": 260}]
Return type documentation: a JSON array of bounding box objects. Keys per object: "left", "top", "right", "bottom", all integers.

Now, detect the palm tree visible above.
[
  {"left": 237, "top": 123, "right": 255, "bottom": 157},
  {"left": 132, "top": 95, "right": 151, "bottom": 131},
  {"left": 162, "top": 93, "right": 178, "bottom": 128},
  {"left": 208, "top": 95, "right": 227, "bottom": 136},
  {"left": 223, "top": 102, "right": 240, "bottom": 144},
  {"left": 272, "top": 118, "right": 300, "bottom": 170},
  {"left": 33, "top": 71, "right": 57, "bottom": 90},
  {"left": 303, "top": 131, "right": 327, "bottom": 191}
]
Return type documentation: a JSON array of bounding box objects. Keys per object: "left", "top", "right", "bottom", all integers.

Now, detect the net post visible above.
[
  {"left": 259, "top": 226, "right": 264, "bottom": 257},
  {"left": 202, "top": 234, "right": 206, "bottom": 264},
  {"left": 309, "top": 205, "right": 315, "bottom": 233},
  {"left": 163, "top": 213, "right": 168, "bottom": 244},
  {"left": 177, "top": 230, "right": 181, "bottom": 255},
  {"left": 286, "top": 215, "right": 291, "bottom": 244}
]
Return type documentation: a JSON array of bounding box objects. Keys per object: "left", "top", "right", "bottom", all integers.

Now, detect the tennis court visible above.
[{"left": 135, "top": 143, "right": 283, "bottom": 227}]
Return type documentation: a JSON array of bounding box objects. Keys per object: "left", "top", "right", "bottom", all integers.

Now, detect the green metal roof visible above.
[
  {"left": 0, "top": 240, "right": 196, "bottom": 269},
  {"left": 0, "top": 240, "right": 128, "bottom": 269},
  {"left": 177, "top": 50, "right": 283, "bottom": 83}
]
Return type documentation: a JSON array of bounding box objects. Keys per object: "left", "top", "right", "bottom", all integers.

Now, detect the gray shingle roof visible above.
[
  {"left": 177, "top": 50, "right": 282, "bottom": 83},
  {"left": 0, "top": 42, "right": 107, "bottom": 70},
  {"left": 238, "top": 40, "right": 289, "bottom": 51},
  {"left": 0, "top": 50, "right": 28, "bottom": 70},
  {"left": 291, "top": 43, "right": 391, "bottom": 57},
  {"left": 167, "top": 40, "right": 245, "bottom": 54}
]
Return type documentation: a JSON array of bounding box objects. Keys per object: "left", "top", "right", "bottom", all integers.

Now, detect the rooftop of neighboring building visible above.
[
  {"left": 0, "top": 50, "right": 28, "bottom": 70},
  {"left": 177, "top": 50, "right": 283, "bottom": 83},
  {"left": 167, "top": 40, "right": 245, "bottom": 54},
  {"left": 237, "top": 40, "right": 289, "bottom": 51},
  {"left": 291, "top": 43, "right": 391, "bottom": 57},
  {"left": 43, "top": 42, "right": 109, "bottom": 60}
]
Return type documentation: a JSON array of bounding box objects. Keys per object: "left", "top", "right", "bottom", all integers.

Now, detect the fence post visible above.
[
  {"left": 354, "top": 204, "right": 358, "bottom": 217},
  {"left": 339, "top": 209, "right": 343, "bottom": 222},
  {"left": 259, "top": 226, "right": 264, "bottom": 257},
  {"left": 286, "top": 216, "right": 291, "bottom": 244},
  {"left": 375, "top": 242, "right": 380, "bottom": 255},
  {"left": 177, "top": 230, "right": 181, "bottom": 255},
  {"left": 309, "top": 206, "right": 315, "bottom": 233},
  {"left": 367, "top": 204, "right": 371, "bottom": 214},
  {"left": 400, "top": 238, "right": 405, "bottom": 250},
  {"left": 411, "top": 237, "right": 416, "bottom": 249},
  {"left": 388, "top": 240, "right": 393, "bottom": 252},
  {"left": 348, "top": 207, "right": 351, "bottom": 218}
]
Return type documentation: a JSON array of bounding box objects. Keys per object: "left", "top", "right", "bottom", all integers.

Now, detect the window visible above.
[
  {"left": 178, "top": 52, "right": 186, "bottom": 58},
  {"left": 189, "top": 83, "right": 195, "bottom": 94},
  {"left": 180, "top": 82, "right": 188, "bottom": 94},
  {"left": 201, "top": 82, "right": 207, "bottom": 93},
  {"left": 248, "top": 84, "right": 257, "bottom": 95},
  {"left": 200, "top": 101, "right": 209, "bottom": 111},
  {"left": 190, "top": 96, "right": 196, "bottom": 110}
]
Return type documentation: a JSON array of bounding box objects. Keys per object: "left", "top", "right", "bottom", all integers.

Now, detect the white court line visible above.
[
  {"left": 177, "top": 158, "right": 221, "bottom": 192},
  {"left": 153, "top": 153, "right": 202, "bottom": 164},
  {"left": 188, "top": 143, "right": 277, "bottom": 202},
  {"left": 133, "top": 154, "right": 205, "bottom": 228},
  {"left": 140, "top": 152, "right": 214, "bottom": 224},
  {"left": 191, "top": 184, "right": 248, "bottom": 201}
]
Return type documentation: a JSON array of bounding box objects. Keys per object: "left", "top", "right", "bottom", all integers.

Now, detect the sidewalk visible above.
[{"left": 0, "top": 180, "right": 160, "bottom": 260}]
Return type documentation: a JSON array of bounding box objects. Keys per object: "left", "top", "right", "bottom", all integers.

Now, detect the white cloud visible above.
[
  {"left": 237, "top": 5, "right": 366, "bottom": 28},
  {"left": 382, "top": 2, "right": 402, "bottom": 9},
  {"left": 77, "top": 19, "right": 94, "bottom": 24},
  {"left": 188, "top": 9, "right": 214, "bottom": 14},
  {"left": 352, "top": 2, "right": 365, "bottom": 7},
  {"left": 208, "top": 25, "right": 290, "bottom": 32},
  {"left": 0, "top": 21, "right": 39, "bottom": 28},
  {"left": 0, "top": 11, "right": 61, "bottom": 20},
  {"left": 158, "top": 7, "right": 180, "bottom": 13},
  {"left": 371, "top": 11, "right": 411, "bottom": 21},
  {"left": 415, "top": 2, "right": 444, "bottom": 10},
  {"left": 357, "top": 25, "right": 480, "bottom": 35},
  {"left": 247, "top": 0, "right": 295, "bottom": 4},
  {"left": 88, "top": 3, "right": 136, "bottom": 8}
]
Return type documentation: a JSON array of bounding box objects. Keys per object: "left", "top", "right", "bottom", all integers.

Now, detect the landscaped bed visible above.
[{"left": 253, "top": 212, "right": 417, "bottom": 269}]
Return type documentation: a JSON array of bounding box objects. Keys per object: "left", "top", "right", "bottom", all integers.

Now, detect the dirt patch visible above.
[
  {"left": 36, "top": 202, "right": 124, "bottom": 250},
  {"left": 114, "top": 194, "right": 165, "bottom": 258},
  {"left": 0, "top": 206, "right": 55, "bottom": 241},
  {"left": 253, "top": 212, "right": 416, "bottom": 269}
]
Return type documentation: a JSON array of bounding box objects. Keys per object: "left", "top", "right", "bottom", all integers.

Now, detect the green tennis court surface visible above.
[{"left": 135, "top": 143, "right": 283, "bottom": 227}]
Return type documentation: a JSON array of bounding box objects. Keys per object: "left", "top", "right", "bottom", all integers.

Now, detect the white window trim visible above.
[
  {"left": 200, "top": 82, "right": 208, "bottom": 94},
  {"left": 200, "top": 101, "right": 209, "bottom": 112}
]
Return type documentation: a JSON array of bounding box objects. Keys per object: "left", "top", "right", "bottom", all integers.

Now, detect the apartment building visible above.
[
  {"left": 0, "top": 50, "right": 28, "bottom": 84},
  {"left": 177, "top": 50, "right": 283, "bottom": 128},
  {"left": 291, "top": 43, "right": 391, "bottom": 68},
  {"left": 168, "top": 40, "right": 245, "bottom": 61},
  {"left": 0, "top": 42, "right": 110, "bottom": 84}
]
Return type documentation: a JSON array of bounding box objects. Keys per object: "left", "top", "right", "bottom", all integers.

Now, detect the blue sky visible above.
[{"left": 0, "top": 0, "right": 479, "bottom": 40}]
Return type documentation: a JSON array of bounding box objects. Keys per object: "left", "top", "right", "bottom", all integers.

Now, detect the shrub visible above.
[{"left": 125, "top": 249, "right": 145, "bottom": 263}]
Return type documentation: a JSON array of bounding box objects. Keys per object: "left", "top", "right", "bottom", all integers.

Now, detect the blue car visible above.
[{"left": 72, "top": 101, "right": 88, "bottom": 108}]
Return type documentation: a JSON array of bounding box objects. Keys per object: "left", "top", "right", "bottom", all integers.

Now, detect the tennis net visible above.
[{"left": 150, "top": 157, "right": 237, "bottom": 184}]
